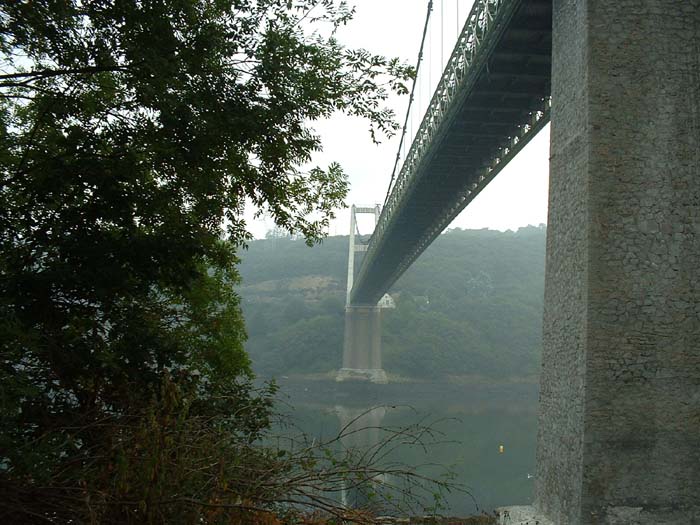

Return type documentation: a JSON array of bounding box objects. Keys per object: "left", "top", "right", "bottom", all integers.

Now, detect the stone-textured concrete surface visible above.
[
  {"left": 497, "top": 506, "right": 553, "bottom": 525},
  {"left": 536, "top": 0, "right": 590, "bottom": 521},
  {"left": 537, "top": 1, "right": 700, "bottom": 523},
  {"left": 335, "top": 367, "right": 388, "bottom": 384}
]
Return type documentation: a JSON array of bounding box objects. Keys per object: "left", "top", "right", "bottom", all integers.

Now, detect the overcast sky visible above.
[{"left": 246, "top": 0, "right": 550, "bottom": 239}]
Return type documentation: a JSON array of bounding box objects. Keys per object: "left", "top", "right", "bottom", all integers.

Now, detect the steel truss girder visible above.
[{"left": 350, "top": 0, "right": 551, "bottom": 306}]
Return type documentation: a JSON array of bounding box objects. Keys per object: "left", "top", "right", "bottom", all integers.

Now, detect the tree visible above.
[{"left": 0, "top": 0, "right": 413, "bottom": 521}]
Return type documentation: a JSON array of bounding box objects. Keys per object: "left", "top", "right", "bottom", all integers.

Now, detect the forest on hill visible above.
[{"left": 238, "top": 225, "right": 547, "bottom": 381}]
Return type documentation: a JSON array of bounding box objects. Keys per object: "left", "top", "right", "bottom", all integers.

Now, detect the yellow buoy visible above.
[{"left": 499, "top": 444, "right": 505, "bottom": 454}]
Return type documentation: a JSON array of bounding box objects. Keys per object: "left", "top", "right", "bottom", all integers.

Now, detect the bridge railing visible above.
[{"left": 351, "top": 0, "right": 551, "bottom": 305}]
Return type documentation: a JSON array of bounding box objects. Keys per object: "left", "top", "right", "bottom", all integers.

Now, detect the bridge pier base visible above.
[
  {"left": 536, "top": 1, "right": 700, "bottom": 524},
  {"left": 336, "top": 306, "right": 387, "bottom": 384}
]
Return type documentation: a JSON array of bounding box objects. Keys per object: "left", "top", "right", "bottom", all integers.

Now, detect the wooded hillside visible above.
[{"left": 238, "top": 226, "right": 546, "bottom": 381}]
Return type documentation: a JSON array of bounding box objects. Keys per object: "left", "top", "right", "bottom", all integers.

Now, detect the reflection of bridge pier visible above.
[
  {"left": 335, "top": 405, "right": 387, "bottom": 453},
  {"left": 334, "top": 405, "right": 388, "bottom": 509}
]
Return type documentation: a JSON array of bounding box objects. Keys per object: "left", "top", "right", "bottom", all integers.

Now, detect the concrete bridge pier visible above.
[
  {"left": 336, "top": 306, "right": 387, "bottom": 384},
  {"left": 532, "top": 1, "right": 700, "bottom": 524},
  {"left": 338, "top": 204, "right": 389, "bottom": 384}
]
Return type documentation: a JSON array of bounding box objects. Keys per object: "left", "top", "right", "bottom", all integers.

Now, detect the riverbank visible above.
[
  {"left": 375, "top": 515, "right": 497, "bottom": 524},
  {"left": 268, "top": 371, "right": 539, "bottom": 386},
  {"left": 263, "top": 374, "right": 539, "bottom": 409}
]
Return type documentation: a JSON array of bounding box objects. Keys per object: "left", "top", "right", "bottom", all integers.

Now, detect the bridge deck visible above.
[{"left": 351, "top": 0, "right": 552, "bottom": 306}]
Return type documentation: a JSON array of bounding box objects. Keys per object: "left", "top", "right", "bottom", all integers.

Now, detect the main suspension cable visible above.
[{"left": 383, "top": 0, "right": 434, "bottom": 207}]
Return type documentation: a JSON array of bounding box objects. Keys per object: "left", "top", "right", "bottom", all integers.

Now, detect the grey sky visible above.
[{"left": 246, "top": 0, "right": 550, "bottom": 239}]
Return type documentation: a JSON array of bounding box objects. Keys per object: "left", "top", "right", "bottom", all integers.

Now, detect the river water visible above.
[{"left": 272, "top": 379, "right": 539, "bottom": 516}]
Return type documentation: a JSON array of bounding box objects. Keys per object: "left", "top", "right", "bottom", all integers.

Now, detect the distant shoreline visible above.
[
  {"left": 260, "top": 371, "right": 539, "bottom": 386},
  {"left": 260, "top": 374, "right": 540, "bottom": 409}
]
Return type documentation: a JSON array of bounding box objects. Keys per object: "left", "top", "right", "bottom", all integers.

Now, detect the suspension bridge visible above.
[{"left": 337, "top": 0, "right": 700, "bottom": 523}]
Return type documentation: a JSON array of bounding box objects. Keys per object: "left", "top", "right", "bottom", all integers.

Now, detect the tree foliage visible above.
[
  {"left": 3, "top": 373, "right": 460, "bottom": 524},
  {"left": 0, "top": 0, "right": 413, "bottom": 521}
]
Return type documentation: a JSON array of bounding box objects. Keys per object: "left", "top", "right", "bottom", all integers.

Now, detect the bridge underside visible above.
[{"left": 351, "top": 0, "right": 551, "bottom": 306}]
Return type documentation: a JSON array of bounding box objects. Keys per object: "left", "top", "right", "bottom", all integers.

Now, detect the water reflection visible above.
[
  {"left": 277, "top": 381, "right": 538, "bottom": 516},
  {"left": 335, "top": 405, "right": 388, "bottom": 509},
  {"left": 335, "top": 405, "right": 387, "bottom": 452}
]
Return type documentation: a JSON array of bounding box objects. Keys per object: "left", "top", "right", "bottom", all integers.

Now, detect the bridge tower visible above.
[
  {"left": 534, "top": 1, "right": 700, "bottom": 524},
  {"left": 336, "top": 205, "right": 389, "bottom": 384}
]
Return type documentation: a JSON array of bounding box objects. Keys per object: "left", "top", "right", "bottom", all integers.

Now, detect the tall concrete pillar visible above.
[
  {"left": 338, "top": 204, "right": 389, "bottom": 384},
  {"left": 536, "top": 1, "right": 700, "bottom": 523},
  {"left": 336, "top": 306, "right": 387, "bottom": 383}
]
